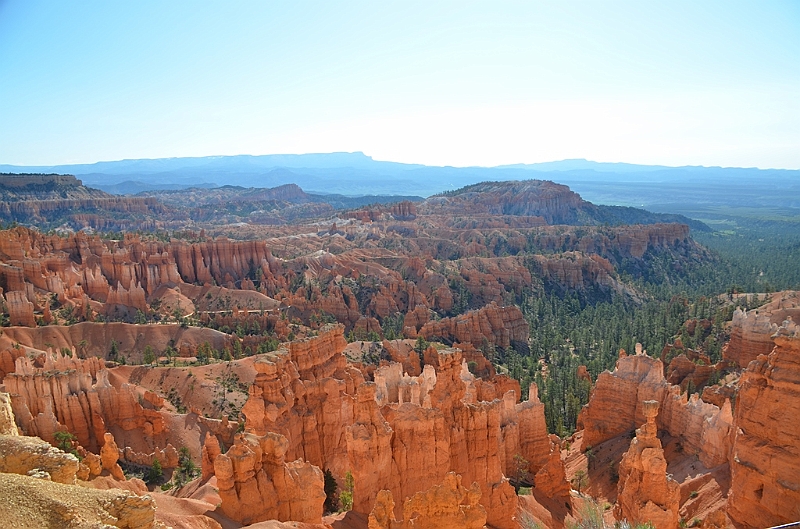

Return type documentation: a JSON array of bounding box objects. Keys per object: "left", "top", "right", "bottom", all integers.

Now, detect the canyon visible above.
[{"left": 0, "top": 179, "right": 796, "bottom": 528}]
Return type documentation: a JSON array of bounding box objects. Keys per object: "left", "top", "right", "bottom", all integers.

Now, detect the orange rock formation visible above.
[
  {"left": 727, "top": 326, "right": 800, "bottom": 527},
  {"left": 368, "top": 472, "right": 487, "bottom": 529},
  {"left": 578, "top": 348, "right": 733, "bottom": 469},
  {"left": 615, "top": 400, "right": 680, "bottom": 529},
  {"left": 214, "top": 431, "right": 326, "bottom": 525}
]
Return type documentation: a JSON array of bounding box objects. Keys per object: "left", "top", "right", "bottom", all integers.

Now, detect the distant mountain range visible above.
[{"left": 3, "top": 153, "right": 799, "bottom": 222}]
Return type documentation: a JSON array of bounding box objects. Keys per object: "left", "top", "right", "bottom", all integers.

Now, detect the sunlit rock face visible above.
[{"left": 727, "top": 329, "right": 800, "bottom": 528}]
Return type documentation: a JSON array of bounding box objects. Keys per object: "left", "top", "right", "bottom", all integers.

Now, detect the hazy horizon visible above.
[{"left": 1, "top": 152, "right": 798, "bottom": 173}]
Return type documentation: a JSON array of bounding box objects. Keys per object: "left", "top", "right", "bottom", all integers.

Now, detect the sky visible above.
[{"left": 0, "top": 1, "right": 799, "bottom": 168}]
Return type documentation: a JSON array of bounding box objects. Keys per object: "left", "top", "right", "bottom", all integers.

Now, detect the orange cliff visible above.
[
  {"left": 196, "top": 322, "right": 565, "bottom": 529},
  {"left": 345, "top": 346, "right": 565, "bottom": 529},
  {"left": 368, "top": 472, "right": 487, "bottom": 529},
  {"left": 241, "top": 324, "right": 364, "bottom": 478},
  {"left": 578, "top": 347, "right": 733, "bottom": 470},
  {"left": 213, "top": 431, "right": 326, "bottom": 525},
  {"left": 3, "top": 351, "right": 170, "bottom": 457},
  {"left": 727, "top": 324, "right": 800, "bottom": 527},
  {"left": 418, "top": 302, "right": 529, "bottom": 350},
  {"left": 724, "top": 292, "right": 800, "bottom": 368},
  {"left": 0, "top": 226, "right": 283, "bottom": 325}
]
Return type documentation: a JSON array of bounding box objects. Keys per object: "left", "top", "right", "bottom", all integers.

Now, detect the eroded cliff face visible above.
[
  {"left": 417, "top": 302, "right": 529, "bottom": 350},
  {"left": 578, "top": 349, "right": 733, "bottom": 469},
  {"left": 344, "top": 346, "right": 566, "bottom": 529},
  {"left": 0, "top": 434, "right": 81, "bottom": 484},
  {"left": 727, "top": 329, "right": 800, "bottom": 528},
  {"left": 0, "top": 392, "right": 18, "bottom": 435},
  {"left": 0, "top": 226, "right": 283, "bottom": 326},
  {"left": 241, "top": 324, "right": 362, "bottom": 478},
  {"left": 579, "top": 350, "right": 669, "bottom": 448},
  {"left": 724, "top": 292, "right": 800, "bottom": 368},
  {"left": 190, "top": 322, "right": 559, "bottom": 529},
  {"left": 214, "top": 431, "right": 326, "bottom": 525},
  {"left": 4, "top": 352, "right": 160, "bottom": 451},
  {"left": 368, "top": 472, "right": 487, "bottom": 529}
]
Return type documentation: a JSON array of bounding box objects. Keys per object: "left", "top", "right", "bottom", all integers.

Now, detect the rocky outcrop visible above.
[
  {"left": 615, "top": 400, "right": 680, "bottom": 529},
  {"left": 419, "top": 180, "right": 586, "bottom": 224},
  {"left": 724, "top": 293, "right": 800, "bottom": 368},
  {"left": 201, "top": 431, "right": 222, "bottom": 481},
  {"left": 724, "top": 308, "right": 781, "bottom": 368},
  {"left": 579, "top": 350, "right": 668, "bottom": 448},
  {"left": 5, "top": 289, "right": 35, "bottom": 327},
  {"left": 0, "top": 472, "right": 156, "bottom": 529},
  {"left": 661, "top": 388, "right": 733, "bottom": 469},
  {"left": 4, "top": 352, "right": 170, "bottom": 458},
  {"left": 241, "top": 324, "right": 361, "bottom": 477},
  {"left": 0, "top": 434, "right": 80, "bottom": 484},
  {"left": 0, "top": 392, "right": 18, "bottom": 435},
  {"left": 347, "top": 348, "right": 521, "bottom": 529},
  {"left": 347, "top": 383, "right": 395, "bottom": 514},
  {"left": 418, "top": 302, "right": 529, "bottom": 349},
  {"left": 496, "top": 384, "right": 552, "bottom": 486},
  {"left": 727, "top": 330, "right": 800, "bottom": 527},
  {"left": 119, "top": 443, "right": 179, "bottom": 470},
  {"left": 579, "top": 349, "right": 733, "bottom": 468},
  {"left": 214, "top": 431, "right": 326, "bottom": 525},
  {"left": 530, "top": 253, "right": 617, "bottom": 291},
  {"left": 368, "top": 472, "right": 486, "bottom": 529}
]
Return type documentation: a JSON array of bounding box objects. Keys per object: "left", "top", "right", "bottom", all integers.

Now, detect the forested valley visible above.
[{"left": 508, "top": 217, "right": 800, "bottom": 435}]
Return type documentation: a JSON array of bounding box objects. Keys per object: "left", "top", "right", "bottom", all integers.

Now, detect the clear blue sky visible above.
[{"left": 1, "top": 1, "right": 798, "bottom": 168}]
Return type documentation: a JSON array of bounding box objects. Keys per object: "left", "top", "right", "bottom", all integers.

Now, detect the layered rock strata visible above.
[
  {"left": 0, "top": 433, "right": 80, "bottom": 484},
  {"left": 4, "top": 352, "right": 173, "bottom": 463},
  {"left": 724, "top": 292, "right": 800, "bottom": 368},
  {"left": 241, "top": 324, "right": 362, "bottom": 478},
  {"left": 727, "top": 328, "right": 800, "bottom": 527},
  {"left": 214, "top": 431, "right": 326, "bottom": 525},
  {"left": 417, "top": 302, "right": 529, "bottom": 349},
  {"left": 346, "top": 347, "right": 561, "bottom": 529},
  {"left": 368, "top": 472, "right": 487, "bottom": 529},
  {"left": 0, "top": 391, "right": 18, "bottom": 435},
  {"left": 578, "top": 350, "right": 732, "bottom": 468}
]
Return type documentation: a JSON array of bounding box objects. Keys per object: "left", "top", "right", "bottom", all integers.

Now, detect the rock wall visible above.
[
  {"left": 368, "top": 472, "right": 487, "bottom": 529},
  {"left": 0, "top": 434, "right": 80, "bottom": 484},
  {"left": 579, "top": 350, "right": 733, "bottom": 468},
  {"left": 724, "top": 292, "right": 800, "bottom": 368},
  {"left": 0, "top": 392, "right": 18, "bottom": 435},
  {"left": 724, "top": 308, "right": 781, "bottom": 368},
  {"left": 4, "top": 352, "right": 169, "bottom": 457},
  {"left": 345, "top": 347, "right": 555, "bottom": 529},
  {"left": 5, "top": 290, "right": 35, "bottom": 327},
  {"left": 214, "top": 431, "right": 326, "bottom": 525},
  {"left": 727, "top": 330, "right": 800, "bottom": 527},
  {"left": 241, "top": 325, "right": 362, "bottom": 478},
  {"left": 579, "top": 351, "right": 669, "bottom": 448},
  {"left": 418, "top": 302, "right": 529, "bottom": 349}
]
